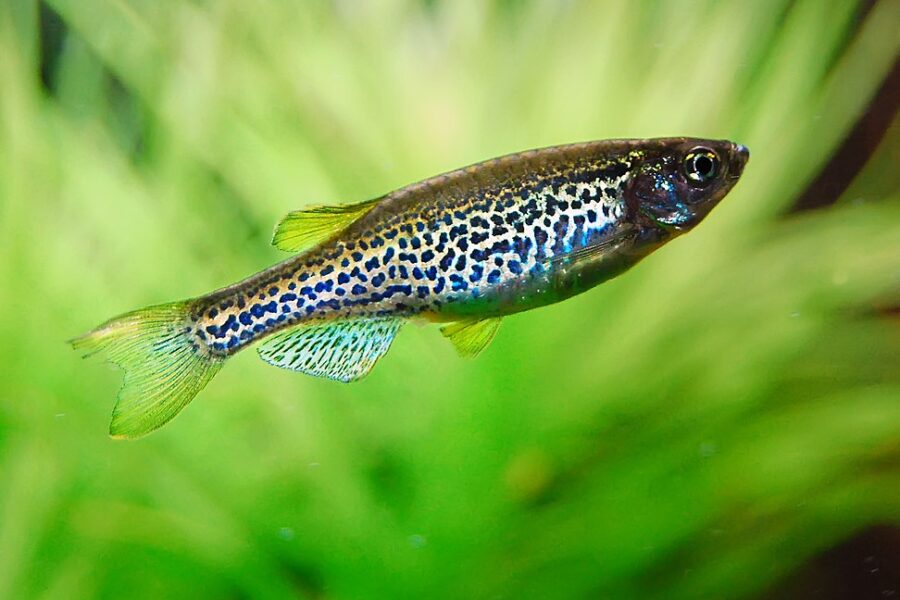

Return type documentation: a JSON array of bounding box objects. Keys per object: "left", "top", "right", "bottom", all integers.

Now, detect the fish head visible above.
[{"left": 625, "top": 138, "right": 749, "bottom": 232}]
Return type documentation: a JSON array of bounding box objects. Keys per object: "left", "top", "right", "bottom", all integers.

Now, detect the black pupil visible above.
[{"left": 694, "top": 154, "right": 715, "bottom": 178}]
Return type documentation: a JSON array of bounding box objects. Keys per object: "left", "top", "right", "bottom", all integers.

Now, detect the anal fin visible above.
[
  {"left": 257, "top": 318, "right": 402, "bottom": 382},
  {"left": 272, "top": 197, "right": 380, "bottom": 253},
  {"left": 440, "top": 318, "right": 502, "bottom": 358}
]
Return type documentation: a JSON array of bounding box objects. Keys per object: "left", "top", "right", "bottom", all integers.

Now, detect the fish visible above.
[{"left": 72, "top": 137, "right": 749, "bottom": 438}]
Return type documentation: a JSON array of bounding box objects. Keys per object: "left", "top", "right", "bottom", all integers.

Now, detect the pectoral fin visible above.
[
  {"left": 540, "top": 227, "right": 637, "bottom": 269},
  {"left": 272, "top": 197, "right": 381, "bottom": 253},
  {"left": 257, "top": 318, "right": 402, "bottom": 382},
  {"left": 440, "top": 318, "right": 502, "bottom": 358}
]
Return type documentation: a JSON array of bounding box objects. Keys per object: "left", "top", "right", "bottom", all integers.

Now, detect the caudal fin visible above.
[{"left": 71, "top": 301, "right": 224, "bottom": 439}]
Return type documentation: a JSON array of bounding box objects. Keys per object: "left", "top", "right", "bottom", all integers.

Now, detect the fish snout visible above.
[{"left": 730, "top": 143, "right": 750, "bottom": 178}]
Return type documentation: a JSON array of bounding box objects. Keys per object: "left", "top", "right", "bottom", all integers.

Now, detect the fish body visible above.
[{"left": 74, "top": 138, "right": 748, "bottom": 437}]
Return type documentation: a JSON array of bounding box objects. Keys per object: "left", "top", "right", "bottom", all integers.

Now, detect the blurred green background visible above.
[{"left": 1, "top": 1, "right": 899, "bottom": 598}]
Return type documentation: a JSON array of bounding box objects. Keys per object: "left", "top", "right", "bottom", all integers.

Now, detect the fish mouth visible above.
[{"left": 729, "top": 143, "right": 750, "bottom": 179}]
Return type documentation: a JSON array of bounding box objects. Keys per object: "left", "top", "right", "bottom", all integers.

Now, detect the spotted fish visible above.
[{"left": 73, "top": 138, "right": 749, "bottom": 437}]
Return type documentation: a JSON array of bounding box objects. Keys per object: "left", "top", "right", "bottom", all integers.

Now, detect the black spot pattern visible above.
[{"left": 194, "top": 154, "right": 635, "bottom": 355}]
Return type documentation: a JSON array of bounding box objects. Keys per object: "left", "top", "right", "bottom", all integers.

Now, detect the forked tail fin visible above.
[{"left": 71, "top": 301, "right": 224, "bottom": 439}]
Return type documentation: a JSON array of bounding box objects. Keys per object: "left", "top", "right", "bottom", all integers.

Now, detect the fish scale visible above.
[
  {"left": 73, "top": 137, "right": 748, "bottom": 437},
  {"left": 192, "top": 152, "right": 634, "bottom": 356}
]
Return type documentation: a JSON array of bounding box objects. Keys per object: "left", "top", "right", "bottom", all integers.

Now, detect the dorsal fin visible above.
[
  {"left": 257, "top": 318, "right": 403, "bottom": 382},
  {"left": 271, "top": 198, "right": 380, "bottom": 253},
  {"left": 440, "top": 318, "right": 502, "bottom": 358}
]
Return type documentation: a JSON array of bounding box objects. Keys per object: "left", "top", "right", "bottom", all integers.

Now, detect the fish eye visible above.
[{"left": 683, "top": 147, "right": 719, "bottom": 186}]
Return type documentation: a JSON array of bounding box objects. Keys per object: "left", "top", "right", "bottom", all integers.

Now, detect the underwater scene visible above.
[{"left": 0, "top": 1, "right": 898, "bottom": 598}]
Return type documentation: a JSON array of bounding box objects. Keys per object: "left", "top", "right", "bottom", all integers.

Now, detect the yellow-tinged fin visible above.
[
  {"left": 272, "top": 198, "right": 381, "bottom": 253},
  {"left": 440, "top": 318, "right": 502, "bottom": 358},
  {"left": 70, "top": 302, "right": 224, "bottom": 439},
  {"left": 257, "top": 317, "right": 403, "bottom": 382}
]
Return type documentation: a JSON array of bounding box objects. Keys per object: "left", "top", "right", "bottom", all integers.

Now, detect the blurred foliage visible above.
[{"left": 0, "top": 1, "right": 899, "bottom": 598}]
